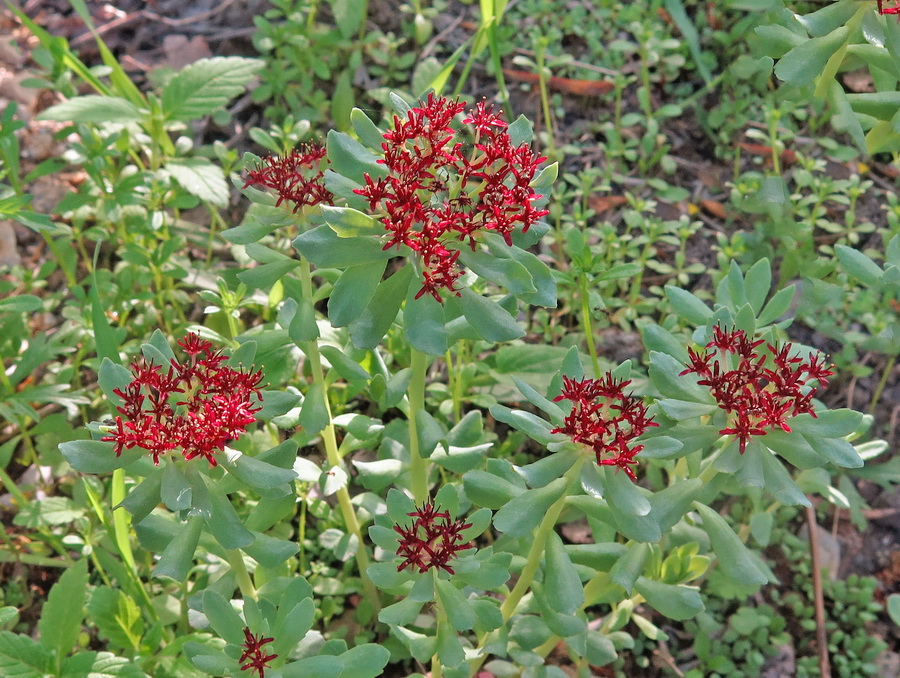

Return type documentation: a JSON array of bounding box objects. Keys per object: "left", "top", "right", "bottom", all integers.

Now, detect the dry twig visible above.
[{"left": 806, "top": 503, "right": 832, "bottom": 678}]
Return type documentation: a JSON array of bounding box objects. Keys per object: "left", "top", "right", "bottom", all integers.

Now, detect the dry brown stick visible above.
[
  {"left": 140, "top": 0, "right": 241, "bottom": 28},
  {"left": 806, "top": 503, "right": 832, "bottom": 678}
]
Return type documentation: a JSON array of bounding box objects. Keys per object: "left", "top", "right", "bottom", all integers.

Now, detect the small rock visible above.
[
  {"left": 798, "top": 523, "right": 841, "bottom": 580},
  {"left": 0, "top": 219, "right": 20, "bottom": 267},
  {"left": 874, "top": 649, "right": 900, "bottom": 678}
]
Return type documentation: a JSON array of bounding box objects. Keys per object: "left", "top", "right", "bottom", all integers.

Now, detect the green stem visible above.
[
  {"left": 0, "top": 465, "right": 29, "bottom": 508},
  {"left": 868, "top": 353, "right": 896, "bottom": 415},
  {"left": 407, "top": 349, "right": 430, "bottom": 504},
  {"left": 225, "top": 549, "right": 257, "bottom": 600},
  {"left": 500, "top": 456, "right": 584, "bottom": 619},
  {"left": 534, "top": 37, "right": 556, "bottom": 159},
  {"left": 111, "top": 469, "right": 160, "bottom": 622},
  {"left": 299, "top": 259, "right": 379, "bottom": 607},
  {"left": 579, "top": 276, "right": 601, "bottom": 378},
  {"left": 470, "top": 457, "right": 585, "bottom": 674},
  {"left": 430, "top": 569, "right": 446, "bottom": 678},
  {"left": 698, "top": 437, "right": 730, "bottom": 484}
]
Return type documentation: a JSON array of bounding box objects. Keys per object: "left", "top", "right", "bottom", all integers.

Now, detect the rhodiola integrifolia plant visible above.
[{"left": 60, "top": 93, "right": 878, "bottom": 676}]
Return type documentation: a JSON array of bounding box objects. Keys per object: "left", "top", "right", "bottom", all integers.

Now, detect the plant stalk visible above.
[
  {"left": 407, "top": 348, "right": 430, "bottom": 504},
  {"left": 225, "top": 549, "right": 257, "bottom": 600},
  {"left": 299, "top": 258, "right": 378, "bottom": 607},
  {"left": 471, "top": 456, "right": 585, "bottom": 673}
]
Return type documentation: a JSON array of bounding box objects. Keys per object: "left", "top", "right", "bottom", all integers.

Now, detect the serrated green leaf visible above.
[
  {"left": 165, "top": 158, "right": 229, "bottom": 207},
  {"left": 0, "top": 631, "right": 51, "bottom": 677},
  {"left": 87, "top": 588, "right": 144, "bottom": 652},
  {"left": 37, "top": 557, "right": 88, "bottom": 665},
  {"left": 162, "top": 57, "right": 263, "bottom": 121},
  {"left": 36, "top": 95, "right": 144, "bottom": 124}
]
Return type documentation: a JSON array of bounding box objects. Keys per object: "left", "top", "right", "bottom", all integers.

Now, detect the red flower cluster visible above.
[
  {"left": 394, "top": 501, "right": 474, "bottom": 574},
  {"left": 355, "top": 94, "right": 549, "bottom": 302},
  {"left": 243, "top": 144, "right": 333, "bottom": 212},
  {"left": 877, "top": 0, "right": 900, "bottom": 17},
  {"left": 551, "top": 374, "right": 658, "bottom": 482},
  {"left": 680, "top": 326, "right": 835, "bottom": 454},
  {"left": 101, "top": 333, "right": 264, "bottom": 466},
  {"left": 239, "top": 627, "right": 277, "bottom": 678}
]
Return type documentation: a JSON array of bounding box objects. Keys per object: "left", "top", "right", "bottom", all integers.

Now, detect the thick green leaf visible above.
[
  {"left": 507, "top": 246, "right": 557, "bottom": 307},
  {"left": 457, "top": 248, "right": 535, "bottom": 295},
  {"left": 695, "top": 503, "right": 768, "bottom": 585},
  {"left": 805, "top": 435, "right": 864, "bottom": 468},
  {"left": 36, "top": 95, "right": 144, "bottom": 123},
  {"left": 609, "top": 542, "right": 650, "bottom": 594},
  {"left": 327, "top": 129, "right": 385, "bottom": 182},
  {"left": 300, "top": 382, "right": 329, "bottom": 436},
  {"left": 665, "top": 286, "right": 712, "bottom": 325},
  {"left": 349, "top": 265, "right": 413, "bottom": 349},
  {"left": 350, "top": 107, "right": 386, "bottom": 149},
  {"left": 294, "top": 224, "right": 392, "bottom": 267},
  {"left": 775, "top": 27, "right": 849, "bottom": 87},
  {"left": 743, "top": 259, "right": 772, "bottom": 314},
  {"left": 648, "top": 351, "right": 713, "bottom": 403},
  {"left": 757, "top": 285, "right": 795, "bottom": 326},
  {"left": 634, "top": 577, "right": 704, "bottom": 620},
  {"left": 436, "top": 619, "right": 465, "bottom": 668},
  {"left": 379, "top": 596, "right": 424, "bottom": 626},
  {"left": 789, "top": 409, "right": 863, "bottom": 438},
  {"left": 602, "top": 465, "right": 650, "bottom": 516},
  {"left": 322, "top": 206, "right": 381, "bottom": 238},
  {"left": 463, "top": 470, "right": 525, "bottom": 509},
  {"left": 459, "top": 288, "right": 524, "bottom": 343},
  {"left": 584, "top": 630, "right": 618, "bottom": 666},
  {"left": 256, "top": 389, "right": 301, "bottom": 420},
  {"left": 161, "top": 462, "right": 192, "bottom": 511},
  {"left": 650, "top": 478, "right": 703, "bottom": 531},
  {"left": 60, "top": 440, "right": 143, "bottom": 474},
  {"left": 154, "top": 515, "right": 203, "bottom": 580},
  {"left": 38, "top": 557, "right": 88, "bottom": 663},
  {"left": 493, "top": 478, "right": 566, "bottom": 536},
  {"left": 162, "top": 57, "right": 263, "bottom": 121},
  {"left": 205, "top": 482, "right": 255, "bottom": 550},
  {"left": 226, "top": 452, "right": 297, "bottom": 494},
  {"left": 435, "top": 578, "right": 476, "bottom": 632},
  {"left": 321, "top": 345, "right": 371, "bottom": 381},
  {"left": 490, "top": 405, "right": 557, "bottom": 445},
  {"left": 238, "top": 259, "right": 299, "bottom": 290},
  {"left": 836, "top": 244, "right": 883, "bottom": 286},
  {"left": 273, "top": 597, "right": 315, "bottom": 658},
  {"left": 544, "top": 531, "right": 584, "bottom": 614},
  {"left": 329, "top": 261, "right": 387, "bottom": 327},
  {"left": 404, "top": 287, "right": 448, "bottom": 356},
  {"left": 116, "top": 469, "right": 163, "bottom": 524},
  {"left": 202, "top": 590, "right": 244, "bottom": 645}
]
